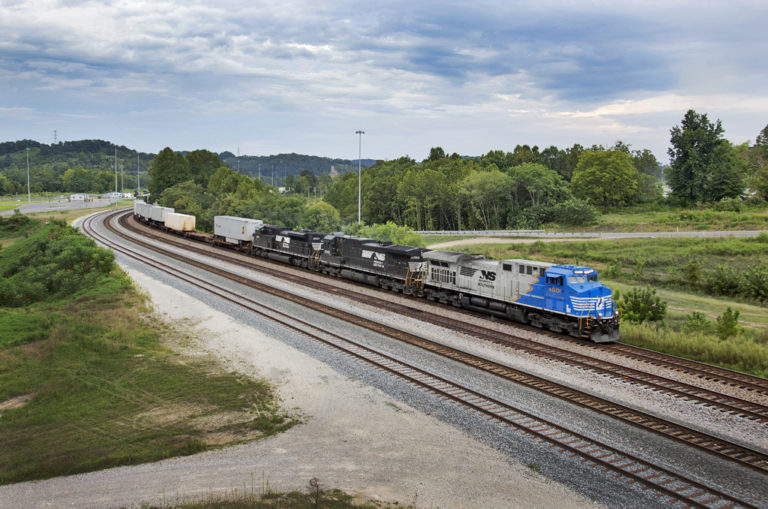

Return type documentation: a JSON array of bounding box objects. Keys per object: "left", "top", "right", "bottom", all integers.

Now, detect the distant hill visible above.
[
  {"left": 0, "top": 139, "right": 154, "bottom": 173},
  {"left": 0, "top": 139, "right": 375, "bottom": 177},
  {"left": 218, "top": 152, "right": 376, "bottom": 178}
]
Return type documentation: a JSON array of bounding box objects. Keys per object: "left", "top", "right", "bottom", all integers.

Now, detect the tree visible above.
[
  {"left": 459, "top": 169, "right": 512, "bottom": 230},
  {"left": 571, "top": 150, "right": 638, "bottom": 209},
  {"left": 748, "top": 124, "right": 768, "bottom": 200},
  {"left": 302, "top": 201, "right": 341, "bottom": 231},
  {"left": 507, "top": 163, "right": 571, "bottom": 208},
  {"left": 148, "top": 147, "right": 190, "bottom": 198},
  {"left": 186, "top": 149, "right": 224, "bottom": 186},
  {"left": 667, "top": 110, "right": 743, "bottom": 202}
]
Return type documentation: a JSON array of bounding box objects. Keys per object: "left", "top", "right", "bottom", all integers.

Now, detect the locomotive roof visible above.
[
  {"left": 546, "top": 264, "right": 596, "bottom": 276},
  {"left": 422, "top": 250, "right": 480, "bottom": 264},
  {"left": 385, "top": 244, "right": 424, "bottom": 255}
]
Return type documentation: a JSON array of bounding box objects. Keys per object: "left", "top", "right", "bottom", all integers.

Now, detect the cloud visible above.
[{"left": 0, "top": 1, "right": 766, "bottom": 160}]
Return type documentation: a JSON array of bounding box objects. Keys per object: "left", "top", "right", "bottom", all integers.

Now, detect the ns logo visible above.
[{"left": 480, "top": 270, "right": 497, "bottom": 281}]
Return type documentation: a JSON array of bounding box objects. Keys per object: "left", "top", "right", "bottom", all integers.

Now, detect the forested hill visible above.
[
  {"left": 218, "top": 152, "right": 376, "bottom": 177},
  {"left": 0, "top": 139, "right": 155, "bottom": 173},
  {"left": 0, "top": 139, "right": 375, "bottom": 177}
]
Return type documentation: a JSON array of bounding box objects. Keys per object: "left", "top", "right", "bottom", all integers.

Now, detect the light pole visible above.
[
  {"left": 356, "top": 130, "right": 365, "bottom": 224},
  {"left": 26, "top": 147, "right": 31, "bottom": 203}
]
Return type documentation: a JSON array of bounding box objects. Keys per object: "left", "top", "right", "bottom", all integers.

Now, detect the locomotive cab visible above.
[{"left": 545, "top": 265, "right": 619, "bottom": 342}]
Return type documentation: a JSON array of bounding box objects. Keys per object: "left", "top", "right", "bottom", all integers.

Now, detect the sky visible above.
[{"left": 1, "top": 1, "right": 767, "bottom": 163}]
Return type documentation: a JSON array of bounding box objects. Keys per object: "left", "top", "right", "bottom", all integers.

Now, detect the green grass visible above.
[
  {"left": 0, "top": 219, "right": 297, "bottom": 485},
  {"left": 619, "top": 321, "right": 768, "bottom": 377}
]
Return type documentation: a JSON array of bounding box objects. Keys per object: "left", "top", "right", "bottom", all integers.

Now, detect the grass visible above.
[
  {"left": 558, "top": 202, "right": 768, "bottom": 232},
  {"left": 0, "top": 218, "right": 298, "bottom": 485}
]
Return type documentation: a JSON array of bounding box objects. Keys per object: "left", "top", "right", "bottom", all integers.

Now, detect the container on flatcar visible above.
[
  {"left": 164, "top": 211, "right": 196, "bottom": 232},
  {"left": 214, "top": 216, "right": 264, "bottom": 244},
  {"left": 133, "top": 200, "right": 151, "bottom": 219},
  {"left": 148, "top": 204, "right": 174, "bottom": 223}
]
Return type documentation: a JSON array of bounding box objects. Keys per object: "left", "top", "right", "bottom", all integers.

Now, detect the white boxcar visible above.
[
  {"left": 148, "top": 204, "right": 174, "bottom": 223},
  {"left": 133, "top": 200, "right": 151, "bottom": 219},
  {"left": 214, "top": 216, "right": 264, "bottom": 244},
  {"left": 164, "top": 212, "right": 196, "bottom": 232}
]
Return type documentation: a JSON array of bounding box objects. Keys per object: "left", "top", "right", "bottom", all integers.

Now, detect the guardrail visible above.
[{"left": 416, "top": 230, "right": 601, "bottom": 238}]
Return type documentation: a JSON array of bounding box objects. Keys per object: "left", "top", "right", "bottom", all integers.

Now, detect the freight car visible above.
[
  {"left": 164, "top": 212, "right": 196, "bottom": 232},
  {"left": 213, "top": 216, "right": 263, "bottom": 246}
]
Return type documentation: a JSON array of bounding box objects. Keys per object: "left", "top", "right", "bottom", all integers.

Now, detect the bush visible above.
[
  {"left": 713, "top": 197, "right": 742, "bottom": 212},
  {"left": 602, "top": 262, "right": 623, "bottom": 280},
  {"left": 683, "top": 260, "right": 701, "bottom": 284},
  {"left": 684, "top": 311, "right": 712, "bottom": 333},
  {"left": 547, "top": 199, "right": 598, "bottom": 226},
  {"left": 345, "top": 221, "right": 425, "bottom": 247},
  {"left": 0, "top": 222, "right": 115, "bottom": 306},
  {"left": 740, "top": 266, "right": 768, "bottom": 302},
  {"left": 716, "top": 307, "right": 740, "bottom": 340},
  {"left": 704, "top": 266, "right": 740, "bottom": 295},
  {"left": 618, "top": 286, "right": 667, "bottom": 323}
]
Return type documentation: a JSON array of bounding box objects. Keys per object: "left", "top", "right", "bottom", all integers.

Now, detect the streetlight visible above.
[
  {"left": 26, "top": 147, "right": 31, "bottom": 203},
  {"left": 356, "top": 130, "right": 365, "bottom": 224},
  {"left": 114, "top": 147, "right": 118, "bottom": 208}
]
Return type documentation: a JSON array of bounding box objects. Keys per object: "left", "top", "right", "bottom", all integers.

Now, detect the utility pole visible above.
[
  {"left": 137, "top": 153, "right": 140, "bottom": 196},
  {"left": 356, "top": 130, "right": 365, "bottom": 224},
  {"left": 26, "top": 147, "right": 31, "bottom": 203},
  {"left": 114, "top": 147, "right": 118, "bottom": 208}
]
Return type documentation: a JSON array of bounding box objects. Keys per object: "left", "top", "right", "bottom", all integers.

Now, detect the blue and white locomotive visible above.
[{"left": 421, "top": 250, "right": 618, "bottom": 342}]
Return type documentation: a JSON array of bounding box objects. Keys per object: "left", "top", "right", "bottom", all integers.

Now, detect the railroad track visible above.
[
  {"left": 106, "top": 210, "right": 768, "bottom": 474},
  {"left": 120, "top": 211, "right": 768, "bottom": 425},
  {"left": 85, "top": 209, "right": 762, "bottom": 508}
]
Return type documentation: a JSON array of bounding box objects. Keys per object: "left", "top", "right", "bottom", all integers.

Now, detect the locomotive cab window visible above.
[
  {"left": 546, "top": 276, "right": 563, "bottom": 286},
  {"left": 588, "top": 274, "right": 598, "bottom": 282}
]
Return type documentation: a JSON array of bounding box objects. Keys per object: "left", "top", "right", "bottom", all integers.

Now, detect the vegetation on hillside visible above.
[{"left": 0, "top": 217, "right": 297, "bottom": 484}]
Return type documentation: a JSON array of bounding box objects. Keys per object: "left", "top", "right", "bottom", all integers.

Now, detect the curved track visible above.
[{"left": 84, "top": 208, "right": 763, "bottom": 508}]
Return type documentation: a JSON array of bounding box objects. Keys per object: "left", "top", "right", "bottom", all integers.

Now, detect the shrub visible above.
[
  {"left": 683, "top": 260, "right": 701, "bottom": 284},
  {"left": 684, "top": 311, "right": 712, "bottom": 333},
  {"left": 0, "top": 222, "right": 115, "bottom": 306},
  {"left": 713, "top": 197, "right": 742, "bottom": 212},
  {"left": 716, "top": 307, "right": 740, "bottom": 340},
  {"left": 704, "top": 266, "right": 740, "bottom": 295},
  {"left": 740, "top": 266, "right": 768, "bottom": 302},
  {"left": 619, "top": 286, "right": 667, "bottom": 323},
  {"left": 602, "top": 262, "right": 623, "bottom": 280},
  {"left": 547, "top": 199, "right": 598, "bottom": 226}
]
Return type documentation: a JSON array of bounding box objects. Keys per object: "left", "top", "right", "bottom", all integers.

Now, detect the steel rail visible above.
[{"left": 85, "top": 209, "right": 760, "bottom": 509}]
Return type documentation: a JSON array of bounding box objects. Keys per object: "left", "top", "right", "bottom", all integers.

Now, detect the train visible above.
[{"left": 133, "top": 201, "right": 620, "bottom": 342}]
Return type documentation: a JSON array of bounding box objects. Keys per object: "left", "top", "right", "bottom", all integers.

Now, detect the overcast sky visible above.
[{"left": 2, "top": 1, "right": 767, "bottom": 163}]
